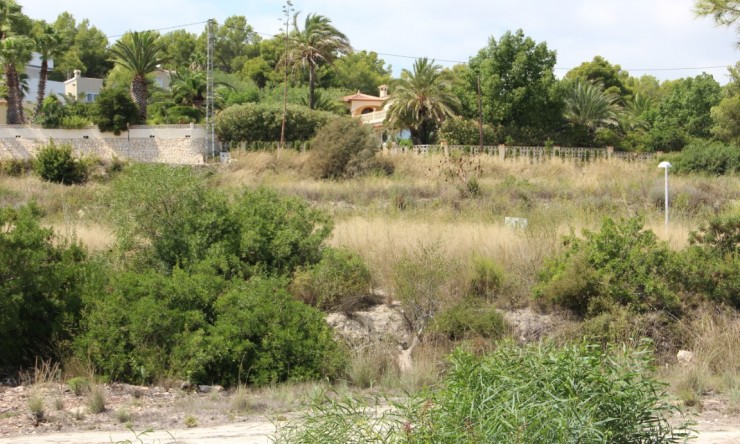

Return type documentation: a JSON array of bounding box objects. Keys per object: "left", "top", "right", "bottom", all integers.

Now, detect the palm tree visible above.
[
  {"left": 385, "top": 58, "right": 460, "bottom": 144},
  {"left": 170, "top": 68, "right": 206, "bottom": 109},
  {"left": 563, "top": 80, "right": 620, "bottom": 131},
  {"left": 285, "top": 12, "right": 351, "bottom": 110},
  {"left": 109, "top": 30, "right": 167, "bottom": 120},
  {"left": 32, "top": 22, "right": 63, "bottom": 117},
  {"left": 0, "top": 35, "right": 33, "bottom": 123}
]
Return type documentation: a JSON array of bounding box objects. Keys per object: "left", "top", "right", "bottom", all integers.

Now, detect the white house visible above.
[
  {"left": 24, "top": 53, "right": 65, "bottom": 103},
  {"left": 64, "top": 69, "right": 103, "bottom": 103}
]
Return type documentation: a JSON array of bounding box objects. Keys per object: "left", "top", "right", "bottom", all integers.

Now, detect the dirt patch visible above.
[{"left": 2, "top": 381, "right": 739, "bottom": 443}]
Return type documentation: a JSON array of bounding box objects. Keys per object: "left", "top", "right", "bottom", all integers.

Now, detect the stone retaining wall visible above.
[{"left": 0, "top": 126, "right": 206, "bottom": 165}]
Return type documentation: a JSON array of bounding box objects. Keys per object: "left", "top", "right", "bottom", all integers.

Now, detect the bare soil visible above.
[{"left": 1, "top": 382, "right": 738, "bottom": 443}]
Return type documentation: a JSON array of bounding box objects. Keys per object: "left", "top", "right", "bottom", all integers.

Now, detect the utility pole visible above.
[
  {"left": 279, "top": 1, "right": 293, "bottom": 155},
  {"left": 205, "top": 18, "right": 216, "bottom": 158}
]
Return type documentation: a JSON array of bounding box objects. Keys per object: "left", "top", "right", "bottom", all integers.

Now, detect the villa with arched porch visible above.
[{"left": 342, "top": 85, "right": 389, "bottom": 127}]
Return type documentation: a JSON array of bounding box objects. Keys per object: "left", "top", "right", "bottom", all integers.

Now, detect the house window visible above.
[{"left": 86, "top": 93, "right": 98, "bottom": 102}]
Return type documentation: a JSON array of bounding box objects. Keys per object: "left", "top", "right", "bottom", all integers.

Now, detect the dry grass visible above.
[
  {"left": 666, "top": 307, "right": 740, "bottom": 404},
  {"left": 47, "top": 222, "right": 115, "bottom": 252}
]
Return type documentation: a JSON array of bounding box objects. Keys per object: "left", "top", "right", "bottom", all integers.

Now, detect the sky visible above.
[{"left": 17, "top": 0, "right": 740, "bottom": 85}]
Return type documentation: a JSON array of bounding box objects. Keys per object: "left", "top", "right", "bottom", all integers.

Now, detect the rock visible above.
[
  {"left": 677, "top": 350, "right": 694, "bottom": 365},
  {"left": 501, "top": 308, "right": 561, "bottom": 342},
  {"left": 326, "top": 303, "right": 412, "bottom": 348},
  {"left": 197, "top": 385, "right": 224, "bottom": 394}
]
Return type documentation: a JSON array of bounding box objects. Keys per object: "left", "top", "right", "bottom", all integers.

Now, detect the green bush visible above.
[
  {"left": 75, "top": 268, "right": 222, "bottom": 383},
  {"left": 0, "top": 158, "right": 32, "bottom": 177},
  {"left": 535, "top": 217, "right": 682, "bottom": 318},
  {"left": 91, "top": 88, "right": 140, "bottom": 135},
  {"left": 108, "top": 165, "right": 332, "bottom": 277},
  {"left": 430, "top": 300, "right": 507, "bottom": 340},
  {"left": 392, "top": 242, "right": 466, "bottom": 333},
  {"left": 407, "top": 342, "right": 690, "bottom": 443},
  {"left": 215, "top": 103, "right": 334, "bottom": 144},
  {"left": 34, "top": 96, "right": 65, "bottom": 128},
  {"left": 306, "top": 117, "right": 390, "bottom": 179},
  {"left": 197, "top": 277, "right": 346, "bottom": 386},
  {"left": 60, "top": 115, "right": 91, "bottom": 129},
  {"left": 680, "top": 214, "right": 740, "bottom": 308},
  {"left": 291, "top": 247, "right": 373, "bottom": 312},
  {"left": 34, "top": 141, "right": 89, "bottom": 185},
  {"left": 0, "top": 204, "right": 91, "bottom": 368},
  {"left": 468, "top": 255, "right": 505, "bottom": 300},
  {"left": 671, "top": 140, "right": 739, "bottom": 175},
  {"left": 438, "top": 116, "right": 502, "bottom": 145},
  {"left": 67, "top": 377, "right": 90, "bottom": 396},
  {"left": 276, "top": 342, "right": 691, "bottom": 443}
]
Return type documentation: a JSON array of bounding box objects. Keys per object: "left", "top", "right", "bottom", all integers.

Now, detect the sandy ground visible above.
[
  {"left": 1, "top": 382, "right": 738, "bottom": 443},
  {"left": 3, "top": 417, "right": 740, "bottom": 444}
]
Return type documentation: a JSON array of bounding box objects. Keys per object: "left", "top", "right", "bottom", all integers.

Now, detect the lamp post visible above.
[{"left": 658, "top": 161, "right": 672, "bottom": 230}]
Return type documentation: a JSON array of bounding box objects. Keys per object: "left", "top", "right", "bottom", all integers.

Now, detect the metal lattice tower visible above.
[{"left": 205, "top": 19, "right": 216, "bottom": 157}]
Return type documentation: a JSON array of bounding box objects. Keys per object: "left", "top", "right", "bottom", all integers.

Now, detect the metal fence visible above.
[{"left": 389, "top": 144, "right": 655, "bottom": 162}]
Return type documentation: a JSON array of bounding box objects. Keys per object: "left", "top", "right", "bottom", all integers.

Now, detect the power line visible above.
[{"left": 60, "top": 17, "right": 735, "bottom": 75}]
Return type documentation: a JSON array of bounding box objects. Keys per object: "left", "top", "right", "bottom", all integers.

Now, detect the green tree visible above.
[
  {"left": 332, "top": 50, "right": 391, "bottom": 93},
  {"left": 212, "top": 16, "right": 259, "bottom": 73},
  {"left": 563, "top": 80, "right": 621, "bottom": 145},
  {"left": 285, "top": 12, "right": 352, "bottom": 110},
  {"left": 695, "top": 0, "right": 740, "bottom": 47},
  {"left": 649, "top": 73, "right": 721, "bottom": 150},
  {"left": 32, "top": 21, "right": 63, "bottom": 117},
  {"left": 711, "top": 62, "right": 740, "bottom": 143},
  {"left": 565, "top": 56, "right": 633, "bottom": 100},
  {"left": 1, "top": 204, "right": 90, "bottom": 368},
  {"left": 73, "top": 19, "right": 110, "bottom": 78},
  {"left": 160, "top": 29, "right": 197, "bottom": 70},
  {"left": 91, "top": 87, "right": 140, "bottom": 135},
  {"left": 109, "top": 31, "right": 167, "bottom": 120},
  {"left": 0, "top": 35, "right": 33, "bottom": 123},
  {"left": 170, "top": 67, "right": 207, "bottom": 109},
  {"left": 385, "top": 58, "right": 460, "bottom": 144},
  {"left": 468, "top": 29, "right": 562, "bottom": 144}
]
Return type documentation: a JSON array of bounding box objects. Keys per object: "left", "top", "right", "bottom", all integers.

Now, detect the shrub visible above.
[
  {"left": 67, "top": 377, "right": 90, "bottom": 396},
  {"left": 276, "top": 342, "right": 691, "bottom": 443},
  {"left": 671, "top": 140, "right": 739, "bottom": 175},
  {"left": 305, "top": 117, "right": 389, "bottom": 179},
  {"left": 34, "top": 140, "right": 89, "bottom": 185},
  {"left": 195, "top": 277, "right": 346, "bottom": 386},
  {"left": 430, "top": 300, "right": 507, "bottom": 341},
  {"left": 109, "top": 166, "right": 332, "bottom": 277},
  {"left": 76, "top": 262, "right": 344, "bottom": 387},
  {"left": 0, "top": 158, "right": 31, "bottom": 177},
  {"left": 680, "top": 214, "right": 740, "bottom": 308},
  {"left": 215, "top": 103, "right": 334, "bottom": 144},
  {"left": 406, "top": 342, "right": 690, "bottom": 443},
  {"left": 0, "top": 204, "right": 90, "bottom": 369},
  {"left": 345, "top": 342, "right": 399, "bottom": 389},
  {"left": 468, "top": 255, "right": 505, "bottom": 300},
  {"left": 91, "top": 87, "right": 140, "bottom": 135},
  {"left": 392, "top": 242, "right": 466, "bottom": 334},
  {"left": 291, "top": 247, "right": 373, "bottom": 312},
  {"left": 535, "top": 217, "right": 682, "bottom": 318},
  {"left": 87, "top": 385, "right": 106, "bottom": 413},
  {"left": 75, "top": 268, "right": 224, "bottom": 383},
  {"left": 438, "top": 116, "right": 502, "bottom": 145},
  {"left": 60, "top": 115, "right": 91, "bottom": 129},
  {"left": 28, "top": 395, "right": 44, "bottom": 423}
]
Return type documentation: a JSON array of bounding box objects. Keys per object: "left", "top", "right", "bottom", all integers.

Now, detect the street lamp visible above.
[{"left": 658, "top": 161, "right": 672, "bottom": 229}]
